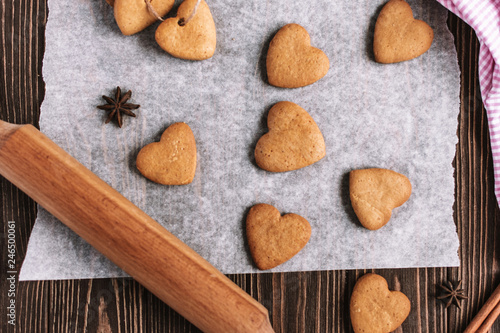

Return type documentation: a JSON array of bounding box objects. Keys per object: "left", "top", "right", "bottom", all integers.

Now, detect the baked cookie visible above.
[
  {"left": 114, "top": 0, "right": 174, "bottom": 36},
  {"left": 350, "top": 273, "right": 411, "bottom": 333},
  {"left": 255, "top": 101, "right": 326, "bottom": 172},
  {"left": 136, "top": 122, "right": 196, "bottom": 185},
  {"left": 266, "top": 24, "right": 329, "bottom": 88},
  {"left": 349, "top": 168, "right": 411, "bottom": 230},
  {"left": 155, "top": 0, "right": 216, "bottom": 60},
  {"left": 246, "top": 203, "right": 311, "bottom": 270},
  {"left": 373, "top": 0, "right": 434, "bottom": 63}
]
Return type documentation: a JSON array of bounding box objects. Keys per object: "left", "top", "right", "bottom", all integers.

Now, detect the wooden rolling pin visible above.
[{"left": 0, "top": 120, "right": 274, "bottom": 333}]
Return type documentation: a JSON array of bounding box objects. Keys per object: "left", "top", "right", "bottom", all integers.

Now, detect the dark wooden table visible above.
[{"left": 1, "top": 1, "right": 499, "bottom": 332}]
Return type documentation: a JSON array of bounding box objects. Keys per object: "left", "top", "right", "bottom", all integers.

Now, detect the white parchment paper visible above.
[{"left": 20, "top": 0, "right": 460, "bottom": 280}]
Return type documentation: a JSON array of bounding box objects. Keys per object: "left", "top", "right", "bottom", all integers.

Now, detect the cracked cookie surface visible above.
[{"left": 349, "top": 168, "right": 411, "bottom": 230}]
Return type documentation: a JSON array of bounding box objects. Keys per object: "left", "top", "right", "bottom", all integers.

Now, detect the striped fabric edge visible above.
[{"left": 437, "top": 0, "right": 500, "bottom": 203}]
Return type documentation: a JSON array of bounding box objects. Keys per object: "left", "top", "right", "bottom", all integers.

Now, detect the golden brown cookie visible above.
[
  {"left": 136, "top": 122, "right": 196, "bottom": 185},
  {"left": 373, "top": 0, "right": 434, "bottom": 63},
  {"left": 349, "top": 168, "right": 411, "bottom": 230},
  {"left": 114, "top": 0, "right": 174, "bottom": 36},
  {"left": 266, "top": 23, "right": 329, "bottom": 88},
  {"left": 350, "top": 273, "right": 411, "bottom": 333},
  {"left": 155, "top": 0, "right": 216, "bottom": 60},
  {"left": 246, "top": 203, "right": 311, "bottom": 270},
  {"left": 255, "top": 101, "right": 326, "bottom": 172}
]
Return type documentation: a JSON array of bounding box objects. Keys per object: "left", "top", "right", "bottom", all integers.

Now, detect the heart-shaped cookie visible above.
[
  {"left": 255, "top": 101, "right": 325, "bottom": 172},
  {"left": 246, "top": 203, "right": 311, "bottom": 270},
  {"left": 349, "top": 168, "right": 411, "bottom": 230},
  {"left": 373, "top": 0, "right": 434, "bottom": 63},
  {"left": 155, "top": 0, "right": 216, "bottom": 60},
  {"left": 114, "top": 0, "right": 174, "bottom": 36},
  {"left": 266, "top": 23, "right": 330, "bottom": 88},
  {"left": 136, "top": 122, "right": 196, "bottom": 185},
  {"left": 350, "top": 273, "right": 411, "bottom": 333}
]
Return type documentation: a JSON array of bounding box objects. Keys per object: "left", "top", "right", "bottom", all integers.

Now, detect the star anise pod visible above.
[
  {"left": 97, "top": 86, "right": 140, "bottom": 128},
  {"left": 437, "top": 280, "right": 468, "bottom": 309}
]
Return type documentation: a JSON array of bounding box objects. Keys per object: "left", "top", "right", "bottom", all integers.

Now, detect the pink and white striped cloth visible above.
[{"left": 437, "top": 0, "right": 500, "bottom": 203}]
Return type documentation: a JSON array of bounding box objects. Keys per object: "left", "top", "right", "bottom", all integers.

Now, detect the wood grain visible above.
[
  {"left": 1, "top": 1, "right": 500, "bottom": 332},
  {"left": 0, "top": 120, "right": 273, "bottom": 333}
]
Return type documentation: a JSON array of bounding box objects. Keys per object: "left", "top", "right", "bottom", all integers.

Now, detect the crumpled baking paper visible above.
[{"left": 20, "top": 0, "right": 460, "bottom": 280}]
